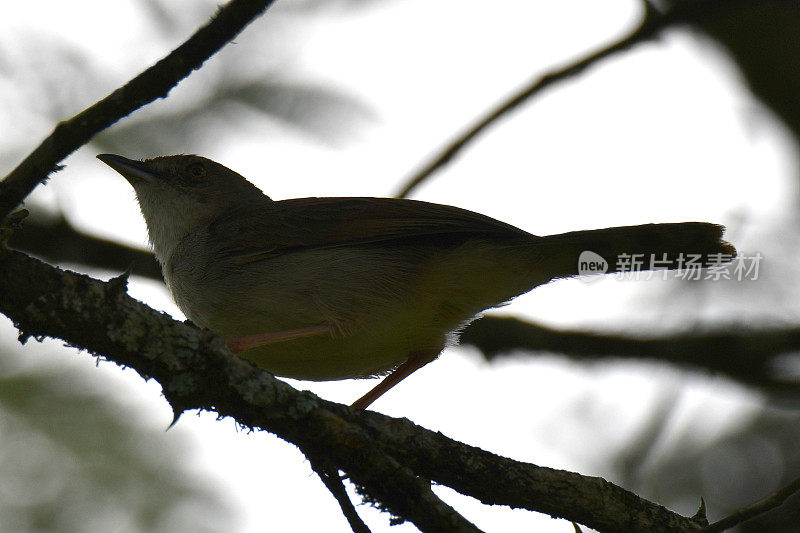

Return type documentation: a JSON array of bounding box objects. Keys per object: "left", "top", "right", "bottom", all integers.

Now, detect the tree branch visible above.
[
  {"left": 395, "top": 3, "right": 672, "bottom": 198},
  {"left": 8, "top": 209, "right": 161, "bottom": 280},
  {"left": 0, "top": 245, "right": 710, "bottom": 532},
  {"left": 0, "top": 244, "right": 481, "bottom": 532},
  {"left": 309, "top": 458, "right": 372, "bottom": 533},
  {"left": 460, "top": 316, "right": 800, "bottom": 393},
  {"left": 394, "top": 0, "right": 745, "bottom": 198},
  {"left": 0, "top": 0, "right": 277, "bottom": 219},
  {"left": 701, "top": 474, "right": 800, "bottom": 532},
  {"left": 301, "top": 427, "right": 483, "bottom": 533}
]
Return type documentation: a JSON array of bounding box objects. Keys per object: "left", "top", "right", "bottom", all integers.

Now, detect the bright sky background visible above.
[{"left": 1, "top": 1, "right": 796, "bottom": 532}]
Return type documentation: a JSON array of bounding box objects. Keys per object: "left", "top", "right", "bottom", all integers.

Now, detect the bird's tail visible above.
[{"left": 535, "top": 222, "right": 736, "bottom": 282}]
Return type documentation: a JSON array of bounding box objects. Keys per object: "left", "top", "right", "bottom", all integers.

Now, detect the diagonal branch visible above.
[
  {"left": 309, "top": 458, "right": 372, "bottom": 533},
  {"left": 0, "top": 0, "right": 277, "bottom": 219},
  {"left": 395, "top": 3, "right": 671, "bottom": 198},
  {"left": 0, "top": 245, "right": 707, "bottom": 532},
  {"left": 701, "top": 474, "right": 800, "bottom": 532},
  {"left": 395, "top": 0, "right": 743, "bottom": 198}
]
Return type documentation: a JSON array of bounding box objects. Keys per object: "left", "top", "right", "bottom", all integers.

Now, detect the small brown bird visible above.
[{"left": 98, "top": 154, "right": 735, "bottom": 409}]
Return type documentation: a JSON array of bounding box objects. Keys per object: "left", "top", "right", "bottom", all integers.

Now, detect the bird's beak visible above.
[{"left": 96, "top": 154, "right": 159, "bottom": 184}]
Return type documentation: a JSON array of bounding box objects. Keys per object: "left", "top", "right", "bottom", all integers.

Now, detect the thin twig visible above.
[
  {"left": 702, "top": 474, "right": 800, "bottom": 532},
  {"left": 309, "top": 458, "right": 372, "bottom": 533},
  {"left": 0, "top": 0, "right": 276, "bottom": 219},
  {"left": 396, "top": 3, "right": 671, "bottom": 198}
]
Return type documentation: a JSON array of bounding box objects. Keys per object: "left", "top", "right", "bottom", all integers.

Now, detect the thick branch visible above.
[
  {"left": 0, "top": 246, "right": 478, "bottom": 532},
  {"left": 0, "top": 0, "right": 276, "bottom": 219},
  {"left": 460, "top": 316, "right": 800, "bottom": 392},
  {"left": 0, "top": 246, "right": 707, "bottom": 533},
  {"left": 356, "top": 414, "right": 704, "bottom": 533}
]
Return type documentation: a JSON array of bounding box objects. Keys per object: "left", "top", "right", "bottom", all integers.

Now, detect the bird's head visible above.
[{"left": 98, "top": 153, "right": 270, "bottom": 262}]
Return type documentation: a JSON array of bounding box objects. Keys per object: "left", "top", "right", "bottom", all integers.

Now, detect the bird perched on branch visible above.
[{"left": 98, "top": 153, "right": 735, "bottom": 409}]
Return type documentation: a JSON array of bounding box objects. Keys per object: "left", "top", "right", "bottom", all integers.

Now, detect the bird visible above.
[{"left": 97, "top": 153, "right": 736, "bottom": 409}]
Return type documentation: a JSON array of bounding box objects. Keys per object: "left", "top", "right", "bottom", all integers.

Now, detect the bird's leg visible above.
[
  {"left": 226, "top": 325, "right": 332, "bottom": 353},
  {"left": 351, "top": 349, "right": 439, "bottom": 410}
]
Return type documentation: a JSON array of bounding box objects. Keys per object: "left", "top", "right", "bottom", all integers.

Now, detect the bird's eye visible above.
[{"left": 186, "top": 162, "right": 206, "bottom": 179}]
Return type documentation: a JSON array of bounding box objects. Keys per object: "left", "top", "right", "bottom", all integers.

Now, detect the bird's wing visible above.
[{"left": 210, "top": 197, "right": 535, "bottom": 264}]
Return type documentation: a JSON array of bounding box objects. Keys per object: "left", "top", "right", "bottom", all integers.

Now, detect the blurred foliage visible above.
[
  {"left": 0, "top": 0, "right": 374, "bottom": 170},
  {"left": 610, "top": 392, "right": 800, "bottom": 531},
  {"left": 660, "top": 5, "right": 800, "bottom": 521},
  {"left": 674, "top": 0, "right": 800, "bottom": 148},
  {"left": 0, "top": 342, "right": 231, "bottom": 532},
  {"left": 93, "top": 79, "right": 374, "bottom": 155}
]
